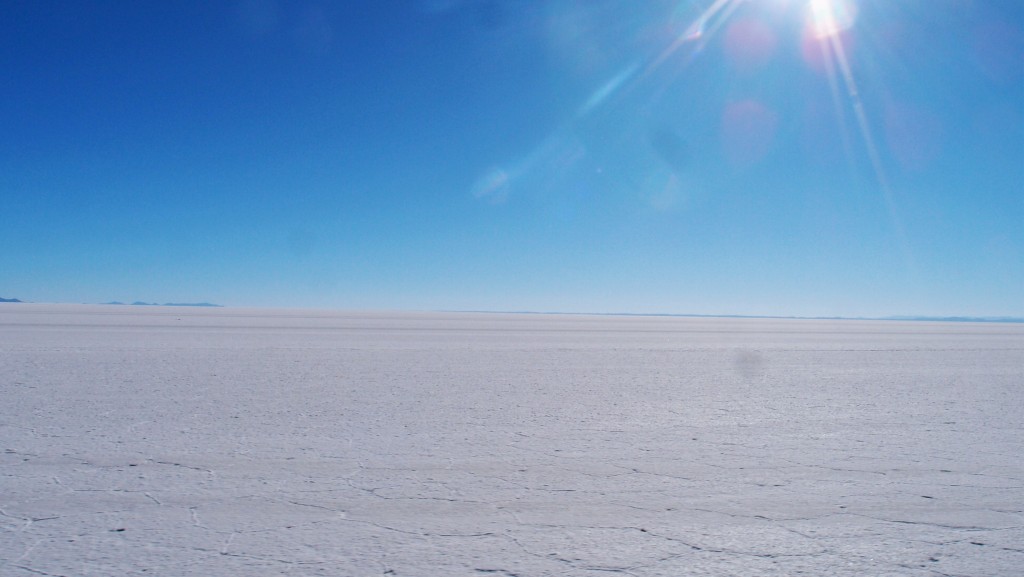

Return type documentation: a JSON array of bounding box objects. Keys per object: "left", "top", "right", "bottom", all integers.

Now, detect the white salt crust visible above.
[{"left": 1, "top": 304, "right": 1022, "bottom": 576}]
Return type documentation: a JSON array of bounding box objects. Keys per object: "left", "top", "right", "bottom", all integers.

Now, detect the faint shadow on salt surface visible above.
[{"left": 733, "top": 349, "right": 766, "bottom": 380}]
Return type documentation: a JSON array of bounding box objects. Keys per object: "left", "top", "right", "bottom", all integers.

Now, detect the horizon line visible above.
[{"left": 2, "top": 298, "right": 1022, "bottom": 323}]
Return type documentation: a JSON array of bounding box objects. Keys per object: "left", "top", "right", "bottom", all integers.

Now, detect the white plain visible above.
[{"left": 1, "top": 304, "right": 1022, "bottom": 576}]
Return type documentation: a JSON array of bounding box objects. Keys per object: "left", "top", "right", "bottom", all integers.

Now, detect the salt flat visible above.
[{"left": 1, "top": 304, "right": 1022, "bottom": 576}]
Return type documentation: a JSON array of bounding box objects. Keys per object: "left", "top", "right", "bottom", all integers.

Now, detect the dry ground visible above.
[{"left": 2, "top": 304, "right": 1022, "bottom": 576}]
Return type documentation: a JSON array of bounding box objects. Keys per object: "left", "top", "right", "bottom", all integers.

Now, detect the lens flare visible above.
[{"left": 807, "top": 0, "right": 857, "bottom": 40}]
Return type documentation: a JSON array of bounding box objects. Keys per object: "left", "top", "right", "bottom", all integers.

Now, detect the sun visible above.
[{"left": 807, "top": 0, "right": 859, "bottom": 39}]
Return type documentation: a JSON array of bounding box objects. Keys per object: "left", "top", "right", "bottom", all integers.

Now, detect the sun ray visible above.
[
  {"left": 817, "top": 23, "right": 858, "bottom": 178},
  {"left": 494, "top": 0, "right": 914, "bottom": 279},
  {"left": 648, "top": 0, "right": 745, "bottom": 73},
  {"left": 816, "top": 4, "right": 916, "bottom": 271},
  {"left": 808, "top": 0, "right": 857, "bottom": 40}
]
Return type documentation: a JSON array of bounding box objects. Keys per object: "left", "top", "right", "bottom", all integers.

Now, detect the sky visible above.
[{"left": 2, "top": 0, "right": 1022, "bottom": 317}]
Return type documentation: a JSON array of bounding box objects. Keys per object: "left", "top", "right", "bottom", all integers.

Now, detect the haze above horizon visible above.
[{"left": 3, "top": 0, "right": 1022, "bottom": 318}]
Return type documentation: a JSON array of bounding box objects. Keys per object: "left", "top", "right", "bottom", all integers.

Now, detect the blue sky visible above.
[{"left": 2, "top": 0, "right": 1022, "bottom": 316}]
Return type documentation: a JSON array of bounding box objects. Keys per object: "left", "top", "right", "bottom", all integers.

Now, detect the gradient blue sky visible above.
[{"left": 3, "top": 0, "right": 1022, "bottom": 316}]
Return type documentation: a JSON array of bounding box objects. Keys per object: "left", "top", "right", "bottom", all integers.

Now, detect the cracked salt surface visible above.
[{"left": 1, "top": 304, "right": 1022, "bottom": 576}]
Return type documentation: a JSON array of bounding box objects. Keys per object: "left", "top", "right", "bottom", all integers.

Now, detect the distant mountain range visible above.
[
  {"left": 103, "top": 301, "right": 222, "bottom": 307},
  {"left": 1, "top": 297, "right": 1020, "bottom": 321},
  {"left": 882, "top": 315, "right": 1024, "bottom": 323},
  {"left": 463, "top": 310, "right": 1024, "bottom": 323},
  {"left": 2, "top": 297, "right": 222, "bottom": 307}
]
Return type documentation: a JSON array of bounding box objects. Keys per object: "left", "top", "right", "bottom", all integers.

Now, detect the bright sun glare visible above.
[{"left": 807, "top": 0, "right": 859, "bottom": 39}]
